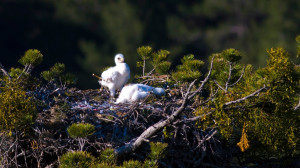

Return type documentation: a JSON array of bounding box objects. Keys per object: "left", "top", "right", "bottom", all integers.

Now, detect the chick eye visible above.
[{"left": 117, "top": 57, "right": 121, "bottom": 60}]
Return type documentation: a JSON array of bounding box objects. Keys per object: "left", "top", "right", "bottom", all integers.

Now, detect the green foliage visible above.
[
  {"left": 163, "top": 126, "right": 174, "bottom": 139},
  {"left": 253, "top": 48, "right": 299, "bottom": 153},
  {"left": 0, "top": 86, "right": 37, "bottom": 134},
  {"left": 1, "top": 50, "right": 45, "bottom": 90},
  {"left": 67, "top": 123, "right": 95, "bottom": 138},
  {"left": 58, "top": 142, "right": 167, "bottom": 168},
  {"left": 41, "top": 63, "right": 65, "bottom": 81},
  {"left": 94, "top": 162, "right": 119, "bottom": 168},
  {"left": 210, "top": 49, "right": 244, "bottom": 88},
  {"left": 137, "top": 46, "right": 171, "bottom": 76},
  {"left": 122, "top": 160, "right": 142, "bottom": 168},
  {"left": 199, "top": 47, "right": 300, "bottom": 157},
  {"left": 3, "top": 0, "right": 300, "bottom": 89},
  {"left": 61, "top": 73, "right": 77, "bottom": 85},
  {"left": 172, "top": 54, "right": 204, "bottom": 82},
  {"left": 41, "top": 63, "right": 76, "bottom": 86},
  {"left": 97, "top": 142, "right": 168, "bottom": 168},
  {"left": 9, "top": 68, "right": 23, "bottom": 78},
  {"left": 137, "top": 46, "right": 152, "bottom": 61},
  {"left": 221, "top": 48, "right": 242, "bottom": 63},
  {"left": 7, "top": 68, "right": 40, "bottom": 90},
  {"left": 148, "top": 142, "right": 168, "bottom": 161},
  {"left": 18, "top": 49, "right": 43, "bottom": 67},
  {"left": 98, "top": 148, "right": 117, "bottom": 165},
  {"left": 59, "top": 151, "right": 96, "bottom": 168},
  {"left": 151, "top": 50, "right": 171, "bottom": 75},
  {"left": 143, "top": 159, "right": 158, "bottom": 168}
]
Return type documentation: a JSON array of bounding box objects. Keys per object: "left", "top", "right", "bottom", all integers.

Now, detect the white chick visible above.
[
  {"left": 115, "top": 84, "right": 165, "bottom": 104},
  {"left": 100, "top": 53, "right": 130, "bottom": 97}
]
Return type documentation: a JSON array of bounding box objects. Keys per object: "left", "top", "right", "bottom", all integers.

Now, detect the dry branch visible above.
[
  {"left": 224, "top": 85, "right": 267, "bottom": 106},
  {"left": 0, "top": 62, "right": 12, "bottom": 81}
]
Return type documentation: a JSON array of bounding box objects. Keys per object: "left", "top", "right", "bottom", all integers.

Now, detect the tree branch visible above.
[
  {"left": 213, "top": 80, "right": 226, "bottom": 92},
  {"left": 229, "top": 66, "right": 245, "bottom": 87},
  {"left": 0, "top": 62, "right": 12, "bottom": 81},
  {"left": 294, "top": 96, "right": 300, "bottom": 111},
  {"left": 188, "top": 56, "right": 215, "bottom": 100},
  {"left": 223, "top": 85, "right": 267, "bottom": 107},
  {"left": 225, "top": 63, "right": 232, "bottom": 91}
]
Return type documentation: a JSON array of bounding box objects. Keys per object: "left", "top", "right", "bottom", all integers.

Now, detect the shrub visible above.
[
  {"left": 0, "top": 86, "right": 37, "bottom": 135},
  {"left": 94, "top": 162, "right": 119, "bottom": 168},
  {"left": 2, "top": 49, "right": 44, "bottom": 90},
  {"left": 67, "top": 123, "right": 95, "bottom": 138},
  {"left": 221, "top": 48, "right": 242, "bottom": 63},
  {"left": 122, "top": 160, "right": 142, "bottom": 168},
  {"left": 59, "top": 151, "right": 96, "bottom": 168},
  {"left": 143, "top": 142, "right": 168, "bottom": 168},
  {"left": 67, "top": 123, "right": 95, "bottom": 151},
  {"left": 199, "top": 47, "right": 300, "bottom": 157},
  {"left": 148, "top": 142, "right": 168, "bottom": 161},
  {"left": 18, "top": 49, "right": 43, "bottom": 67},
  {"left": 98, "top": 148, "right": 117, "bottom": 165}
]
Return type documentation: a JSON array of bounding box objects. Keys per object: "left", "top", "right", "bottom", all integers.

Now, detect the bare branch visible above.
[
  {"left": 294, "top": 96, "right": 300, "bottom": 111},
  {"left": 224, "top": 85, "right": 267, "bottom": 107},
  {"left": 199, "top": 129, "right": 217, "bottom": 146},
  {"left": 143, "top": 58, "right": 146, "bottom": 76},
  {"left": 213, "top": 80, "right": 226, "bottom": 92},
  {"left": 0, "top": 62, "right": 12, "bottom": 81},
  {"left": 145, "top": 67, "right": 155, "bottom": 76},
  {"left": 188, "top": 55, "right": 215, "bottom": 99},
  {"left": 186, "top": 110, "right": 214, "bottom": 122},
  {"left": 225, "top": 63, "right": 232, "bottom": 91},
  {"left": 229, "top": 66, "right": 245, "bottom": 87}
]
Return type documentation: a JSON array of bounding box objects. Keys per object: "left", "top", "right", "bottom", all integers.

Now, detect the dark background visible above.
[{"left": 0, "top": 0, "right": 299, "bottom": 89}]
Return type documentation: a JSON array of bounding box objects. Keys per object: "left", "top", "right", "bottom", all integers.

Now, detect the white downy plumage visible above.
[
  {"left": 100, "top": 53, "right": 130, "bottom": 97},
  {"left": 115, "top": 84, "right": 165, "bottom": 104}
]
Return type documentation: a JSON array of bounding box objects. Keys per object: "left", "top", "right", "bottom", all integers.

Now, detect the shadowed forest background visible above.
[{"left": 0, "top": 0, "right": 299, "bottom": 89}]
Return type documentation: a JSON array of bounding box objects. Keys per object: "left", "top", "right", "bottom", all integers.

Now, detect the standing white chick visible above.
[
  {"left": 100, "top": 53, "right": 130, "bottom": 98},
  {"left": 115, "top": 84, "right": 165, "bottom": 104}
]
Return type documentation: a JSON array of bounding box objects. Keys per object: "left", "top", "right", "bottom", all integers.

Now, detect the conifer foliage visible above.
[
  {"left": 172, "top": 54, "right": 204, "bottom": 83},
  {"left": 0, "top": 38, "right": 300, "bottom": 167}
]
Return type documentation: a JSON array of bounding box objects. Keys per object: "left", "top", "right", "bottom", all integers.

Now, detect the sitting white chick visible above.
[
  {"left": 100, "top": 53, "right": 130, "bottom": 98},
  {"left": 115, "top": 84, "right": 165, "bottom": 104}
]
